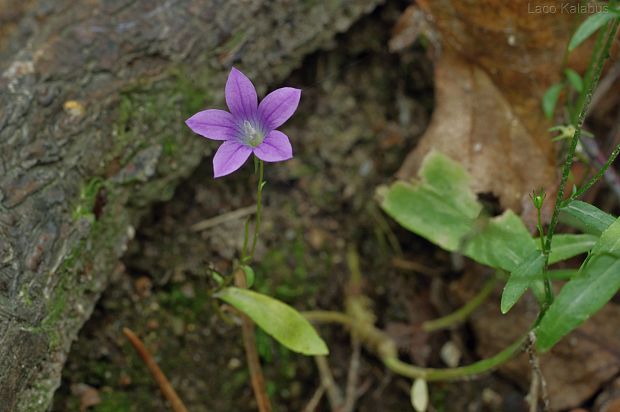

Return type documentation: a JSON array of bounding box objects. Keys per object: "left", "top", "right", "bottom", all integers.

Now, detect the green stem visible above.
[
  {"left": 422, "top": 277, "right": 497, "bottom": 332},
  {"left": 303, "top": 310, "right": 526, "bottom": 381},
  {"left": 383, "top": 336, "right": 525, "bottom": 381},
  {"left": 247, "top": 159, "right": 265, "bottom": 263},
  {"left": 564, "top": 142, "right": 620, "bottom": 204},
  {"left": 543, "top": 18, "right": 619, "bottom": 295}
]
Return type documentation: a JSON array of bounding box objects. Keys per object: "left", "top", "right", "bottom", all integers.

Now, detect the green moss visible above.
[
  {"left": 95, "top": 391, "right": 132, "bottom": 412},
  {"left": 72, "top": 178, "right": 104, "bottom": 221},
  {"left": 158, "top": 283, "right": 211, "bottom": 323}
]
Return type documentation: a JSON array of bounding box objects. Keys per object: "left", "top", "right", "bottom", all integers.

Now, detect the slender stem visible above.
[
  {"left": 234, "top": 158, "right": 270, "bottom": 411},
  {"left": 422, "top": 277, "right": 497, "bottom": 332},
  {"left": 535, "top": 201, "right": 553, "bottom": 306},
  {"left": 566, "top": 142, "right": 620, "bottom": 203},
  {"left": 241, "top": 216, "right": 251, "bottom": 259},
  {"left": 248, "top": 159, "right": 265, "bottom": 262},
  {"left": 303, "top": 310, "right": 526, "bottom": 381},
  {"left": 383, "top": 336, "right": 525, "bottom": 381},
  {"left": 234, "top": 269, "right": 272, "bottom": 412},
  {"left": 123, "top": 328, "right": 189, "bottom": 412},
  {"left": 542, "top": 18, "right": 619, "bottom": 307}
]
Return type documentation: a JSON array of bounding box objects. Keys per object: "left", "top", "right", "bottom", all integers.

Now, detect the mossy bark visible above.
[{"left": 0, "top": 0, "right": 382, "bottom": 410}]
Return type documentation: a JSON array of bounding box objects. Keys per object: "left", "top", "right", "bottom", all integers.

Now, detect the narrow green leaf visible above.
[
  {"left": 536, "top": 217, "right": 620, "bottom": 351},
  {"left": 216, "top": 287, "right": 328, "bottom": 355},
  {"left": 564, "top": 68, "right": 583, "bottom": 93},
  {"left": 560, "top": 200, "right": 615, "bottom": 235},
  {"left": 568, "top": 12, "right": 614, "bottom": 52},
  {"left": 546, "top": 233, "right": 598, "bottom": 264},
  {"left": 501, "top": 251, "right": 545, "bottom": 314},
  {"left": 542, "top": 83, "right": 563, "bottom": 119}
]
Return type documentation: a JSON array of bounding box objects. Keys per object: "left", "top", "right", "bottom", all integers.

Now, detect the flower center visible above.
[{"left": 241, "top": 120, "right": 265, "bottom": 147}]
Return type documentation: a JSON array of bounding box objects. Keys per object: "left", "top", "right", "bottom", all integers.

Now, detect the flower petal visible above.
[
  {"left": 253, "top": 130, "right": 293, "bottom": 162},
  {"left": 185, "top": 109, "right": 237, "bottom": 140},
  {"left": 213, "top": 141, "right": 252, "bottom": 178},
  {"left": 258, "top": 87, "right": 301, "bottom": 130},
  {"left": 226, "top": 67, "right": 258, "bottom": 120}
]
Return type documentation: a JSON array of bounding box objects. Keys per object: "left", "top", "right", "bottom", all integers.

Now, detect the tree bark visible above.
[{"left": 0, "top": 0, "right": 382, "bottom": 410}]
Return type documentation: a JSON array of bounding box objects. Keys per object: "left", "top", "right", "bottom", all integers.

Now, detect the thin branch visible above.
[
  {"left": 526, "top": 332, "right": 549, "bottom": 412},
  {"left": 190, "top": 205, "right": 256, "bottom": 232},
  {"left": 302, "top": 386, "right": 326, "bottom": 412},
  {"left": 123, "top": 327, "right": 189, "bottom": 412},
  {"left": 340, "top": 336, "right": 362, "bottom": 412},
  {"left": 315, "top": 355, "right": 343, "bottom": 410}
]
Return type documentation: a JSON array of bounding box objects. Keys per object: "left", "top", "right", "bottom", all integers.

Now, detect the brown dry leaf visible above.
[{"left": 396, "top": 1, "right": 584, "bottom": 220}]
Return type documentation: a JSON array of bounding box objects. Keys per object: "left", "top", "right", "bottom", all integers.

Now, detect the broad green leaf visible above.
[
  {"left": 568, "top": 12, "right": 614, "bottom": 52},
  {"left": 463, "top": 211, "right": 537, "bottom": 272},
  {"left": 216, "top": 287, "right": 328, "bottom": 355},
  {"left": 560, "top": 200, "right": 615, "bottom": 235},
  {"left": 501, "top": 251, "right": 545, "bottom": 314},
  {"left": 546, "top": 233, "right": 599, "bottom": 264},
  {"left": 410, "top": 379, "right": 429, "bottom": 412},
  {"left": 564, "top": 68, "right": 583, "bottom": 93},
  {"left": 536, "top": 217, "right": 620, "bottom": 351},
  {"left": 380, "top": 151, "right": 482, "bottom": 252},
  {"left": 542, "top": 83, "right": 563, "bottom": 119},
  {"left": 380, "top": 151, "right": 537, "bottom": 273}
]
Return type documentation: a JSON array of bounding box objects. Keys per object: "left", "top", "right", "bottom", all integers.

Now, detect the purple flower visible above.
[{"left": 185, "top": 68, "right": 301, "bottom": 178}]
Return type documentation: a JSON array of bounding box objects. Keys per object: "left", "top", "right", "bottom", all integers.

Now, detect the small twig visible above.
[
  {"left": 315, "top": 356, "right": 343, "bottom": 410},
  {"left": 191, "top": 205, "right": 256, "bottom": 232},
  {"left": 526, "top": 332, "right": 550, "bottom": 412},
  {"left": 122, "top": 327, "right": 189, "bottom": 412},
  {"left": 302, "top": 385, "right": 326, "bottom": 412},
  {"left": 339, "top": 336, "right": 361, "bottom": 412},
  {"left": 234, "top": 269, "right": 272, "bottom": 412},
  {"left": 392, "top": 257, "right": 442, "bottom": 276}
]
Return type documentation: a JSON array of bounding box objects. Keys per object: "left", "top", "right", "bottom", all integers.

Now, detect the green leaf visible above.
[
  {"left": 241, "top": 265, "right": 255, "bottom": 288},
  {"left": 501, "top": 251, "right": 545, "bottom": 314},
  {"left": 380, "top": 151, "right": 537, "bottom": 273},
  {"left": 568, "top": 12, "right": 614, "bottom": 52},
  {"left": 216, "top": 287, "right": 328, "bottom": 355},
  {"left": 564, "top": 68, "right": 583, "bottom": 93},
  {"left": 463, "top": 211, "right": 537, "bottom": 272},
  {"left": 536, "top": 217, "right": 620, "bottom": 351},
  {"left": 560, "top": 200, "right": 615, "bottom": 235},
  {"left": 542, "top": 83, "right": 563, "bottom": 119},
  {"left": 546, "top": 233, "right": 599, "bottom": 264},
  {"left": 380, "top": 151, "right": 482, "bottom": 252},
  {"left": 547, "top": 269, "right": 579, "bottom": 280}
]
